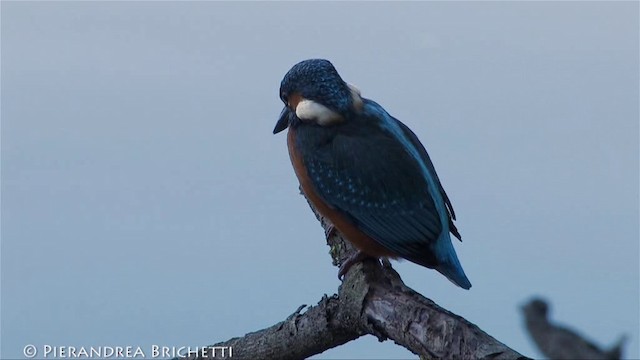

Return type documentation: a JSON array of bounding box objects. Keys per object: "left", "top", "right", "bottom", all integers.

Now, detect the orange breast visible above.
[
  {"left": 287, "top": 93, "right": 303, "bottom": 110},
  {"left": 287, "top": 128, "right": 395, "bottom": 258}
]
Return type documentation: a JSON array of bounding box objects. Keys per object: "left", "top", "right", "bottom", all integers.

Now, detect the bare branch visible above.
[
  {"left": 179, "top": 196, "right": 529, "bottom": 360},
  {"left": 181, "top": 295, "right": 361, "bottom": 360}
]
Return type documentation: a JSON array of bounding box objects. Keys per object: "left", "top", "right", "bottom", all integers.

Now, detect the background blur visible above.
[{"left": 2, "top": 2, "right": 638, "bottom": 359}]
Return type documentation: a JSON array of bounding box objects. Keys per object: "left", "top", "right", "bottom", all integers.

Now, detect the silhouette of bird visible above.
[
  {"left": 273, "top": 59, "right": 471, "bottom": 289},
  {"left": 522, "top": 298, "right": 626, "bottom": 360}
]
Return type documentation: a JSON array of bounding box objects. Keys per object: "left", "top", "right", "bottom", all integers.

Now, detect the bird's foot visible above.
[
  {"left": 338, "top": 250, "right": 371, "bottom": 280},
  {"left": 324, "top": 223, "right": 337, "bottom": 240}
]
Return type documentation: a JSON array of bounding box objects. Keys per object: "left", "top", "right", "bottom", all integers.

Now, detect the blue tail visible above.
[{"left": 435, "top": 239, "right": 472, "bottom": 290}]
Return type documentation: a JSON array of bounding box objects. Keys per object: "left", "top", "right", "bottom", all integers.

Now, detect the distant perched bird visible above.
[
  {"left": 273, "top": 59, "right": 471, "bottom": 289},
  {"left": 521, "top": 298, "right": 627, "bottom": 360}
]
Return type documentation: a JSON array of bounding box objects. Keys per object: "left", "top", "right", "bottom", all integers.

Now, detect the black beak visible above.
[{"left": 273, "top": 107, "right": 290, "bottom": 134}]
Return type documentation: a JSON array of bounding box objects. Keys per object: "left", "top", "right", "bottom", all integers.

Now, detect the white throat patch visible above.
[
  {"left": 295, "top": 99, "right": 344, "bottom": 126},
  {"left": 348, "top": 83, "right": 363, "bottom": 111}
]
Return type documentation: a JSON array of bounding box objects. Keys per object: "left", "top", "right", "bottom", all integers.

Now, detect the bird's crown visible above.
[
  {"left": 279, "top": 59, "right": 348, "bottom": 109},
  {"left": 279, "top": 59, "right": 363, "bottom": 126}
]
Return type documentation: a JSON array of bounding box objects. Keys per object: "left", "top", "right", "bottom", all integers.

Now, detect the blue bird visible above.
[{"left": 273, "top": 59, "right": 471, "bottom": 289}]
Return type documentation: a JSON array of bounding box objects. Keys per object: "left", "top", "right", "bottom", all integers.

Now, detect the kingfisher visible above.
[{"left": 273, "top": 59, "right": 471, "bottom": 289}]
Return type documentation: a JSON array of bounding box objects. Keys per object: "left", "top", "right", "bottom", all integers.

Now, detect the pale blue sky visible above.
[{"left": 2, "top": 2, "right": 638, "bottom": 359}]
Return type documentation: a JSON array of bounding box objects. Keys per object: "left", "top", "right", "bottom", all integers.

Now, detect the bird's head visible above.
[
  {"left": 273, "top": 59, "right": 363, "bottom": 134},
  {"left": 522, "top": 298, "right": 549, "bottom": 320}
]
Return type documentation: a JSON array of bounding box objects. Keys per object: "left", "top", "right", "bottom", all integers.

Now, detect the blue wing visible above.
[
  {"left": 294, "top": 105, "right": 445, "bottom": 268},
  {"left": 393, "top": 117, "right": 461, "bottom": 241},
  {"left": 292, "top": 99, "right": 471, "bottom": 288}
]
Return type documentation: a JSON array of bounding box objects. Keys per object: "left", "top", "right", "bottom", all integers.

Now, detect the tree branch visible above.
[{"left": 179, "top": 196, "right": 529, "bottom": 360}]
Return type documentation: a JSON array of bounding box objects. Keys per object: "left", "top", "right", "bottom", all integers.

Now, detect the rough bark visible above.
[{"left": 179, "top": 197, "right": 529, "bottom": 360}]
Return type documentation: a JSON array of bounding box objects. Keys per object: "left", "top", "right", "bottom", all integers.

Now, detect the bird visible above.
[
  {"left": 521, "top": 298, "right": 627, "bottom": 360},
  {"left": 273, "top": 59, "right": 471, "bottom": 289}
]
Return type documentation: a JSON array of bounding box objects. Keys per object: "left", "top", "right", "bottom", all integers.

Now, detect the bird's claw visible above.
[
  {"left": 338, "top": 250, "right": 370, "bottom": 280},
  {"left": 325, "top": 224, "right": 337, "bottom": 240}
]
